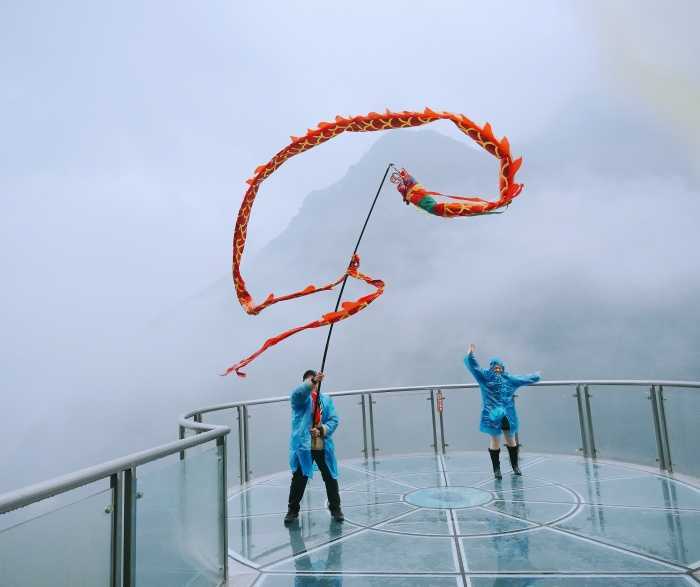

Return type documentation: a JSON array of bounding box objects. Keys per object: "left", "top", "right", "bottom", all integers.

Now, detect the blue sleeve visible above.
[
  {"left": 323, "top": 397, "right": 339, "bottom": 437},
  {"left": 290, "top": 382, "right": 312, "bottom": 410},
  {"left": 508, "top": 372, "right": 541, "bottom": 388},
  {"left": 464, "top": 352, "right": 487, "bottom": 385}
]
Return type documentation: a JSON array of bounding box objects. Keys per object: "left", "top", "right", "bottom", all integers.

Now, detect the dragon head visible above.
[{"left": 390, "top": 168, "right": 418, "bottom": 203}]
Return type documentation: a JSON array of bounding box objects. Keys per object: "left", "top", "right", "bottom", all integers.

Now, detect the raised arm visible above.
[
  {"left": 507, "top": 371, "right": 541, "bottom": 388},
  {"left": 464, "top": 346, "right": 487, "bottom": 385},
  {"left": 290, "top": 381, "right": 312, "bottom": 410}
]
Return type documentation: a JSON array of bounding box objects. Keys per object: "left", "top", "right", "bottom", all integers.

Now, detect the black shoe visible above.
[
  {"left": 284, "top": 509, "right": 299, "bottom": 525},
  {"left": 330, "top": 508, "right": 344, "bottom": 522},
  {"left": 489, "top": 448, "right": 502, "bottom": 481},
  {"left": 507, "top": 445, "right": 521, "bottom": 476}
]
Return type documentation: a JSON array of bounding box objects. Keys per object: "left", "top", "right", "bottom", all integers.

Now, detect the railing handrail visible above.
[
  {"left": 4, "top": 379, "right": 698, "bottom": 515},
  {"left": 2, "top": 378, "right": 694, "bottom": 587},
  {"left": 180, "top": 379, "right": 699, "bottom": 484},
  {"left": 179, "top": 379, "right": 700, "bottom": 420},
  {"left": 0, "top": 422, "right": 229, "bottom": 514}
]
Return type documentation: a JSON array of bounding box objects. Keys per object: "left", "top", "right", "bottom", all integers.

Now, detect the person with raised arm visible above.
[
  {"left": 464, "top": 344, "right": 541, "bottom": 480},
  {"left": 285, "top": 370, "right": 343, "bottom": 524}
]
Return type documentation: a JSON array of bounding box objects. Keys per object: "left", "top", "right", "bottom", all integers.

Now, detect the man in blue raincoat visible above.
[
  {"left": 285, "top": 370, "right": 343, "bottom": 524},
  {"left": 464, "top": 344, "right": 541, "bottom": 480}
]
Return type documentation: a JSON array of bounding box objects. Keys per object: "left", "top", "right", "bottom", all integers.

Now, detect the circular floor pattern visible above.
[
  {"left": 404, "top": 485, "right": 491, "bottom": 508},
  {"left": 227, "top": 451, "right": 700, "bottom": 587}
]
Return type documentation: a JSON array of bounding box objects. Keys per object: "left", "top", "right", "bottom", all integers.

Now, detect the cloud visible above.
[{"left": 578, "top": 0, "right": 700, "bottom": 179}]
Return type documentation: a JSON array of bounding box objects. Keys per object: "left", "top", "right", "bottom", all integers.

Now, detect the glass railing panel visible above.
[
  {"left": 586, "top": 385, "right": 658, "bottom": 467},
  {"left": 441, "top": 385, "right": 582, "bottom": 457},
  {"left": 369, "top": 390, "right": 436, "bottom": 455},
  {"left": 0, "top": 488, "right": 112, "bottom": 586},
  {"left": 510, "top": 385, "right": 582, "bottom": 456},
  {"left": 198, "top": 409, "right": 242, "bottom": 487},
  {"left": 662, "top": 386, "right": 699, "bottom": 477},
  {"left": 439, "top": 387, "right": 483, "bottom": 452},
  {"left": 324, "top": 395, "right": 365, "bottom": 462},
  {"left": 247, "top": 401, "right": 291, "bottom": 479},
  {"left": 134, "top": 445, "right": 224, "bottom": 586}
]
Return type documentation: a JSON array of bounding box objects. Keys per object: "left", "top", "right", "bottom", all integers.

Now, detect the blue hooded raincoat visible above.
[
  {"left": 289, "top": 382, "right": 340, "bottom": 479},
  {"left": 464, "top": 352, "right": 540, "bottom": 436}
]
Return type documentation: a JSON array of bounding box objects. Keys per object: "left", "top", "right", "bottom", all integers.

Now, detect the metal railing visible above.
[
  {"left": 1, "top": 379, "right": 698, "bottom": 587},
  {"left": 179, "top": 380, "right": 700, "bottom": 485},
  {"left": 0, "top": 415, "right": 230, "bottom": 587}
]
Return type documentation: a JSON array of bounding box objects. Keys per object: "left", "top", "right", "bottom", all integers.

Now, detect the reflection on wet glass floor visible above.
[{"left": 228, "top": 452, "right": 700, "bottom": 586}]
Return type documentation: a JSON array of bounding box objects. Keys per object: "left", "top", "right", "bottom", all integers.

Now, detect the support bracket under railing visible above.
[
  {"left": 649, "top": 385, "right": 673, "bottom": 472},
  {"left": 216, "top": 436, "right": 229, "bottom": 583},
  {"left": 367, "top": 393, "right": 378, "bottom": 458},
  {"left": 360, "top": 394, "right": 369, "bottom": 460},
  {"left": 237, "top": 405, "right": 251, "bottom": 484},
  {"left": 437, "top": 389, "right": 448, "bottom": 454},
  {"left": 122, "top": 467, "right": 137, "bottom": 587},
  {"left": 429, "top": 390, "right": 439, "bottom": 454},
  {"left": 110, "top": 472, "right": 122, "bottom": 587},
  {"left": 236, "top": 406, "right": 246, "bottom": 484},
  {"left": 575, "top": 384, "right": 597, "bottom": 458},
  {"left": 657, "top": 386, "right": 673, "bottom": 473},
  {"left": 583, "top": 385, "right": 597, "bottom": 458}
]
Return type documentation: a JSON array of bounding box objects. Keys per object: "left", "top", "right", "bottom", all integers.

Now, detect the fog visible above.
[{"left": 1, "top": 1, "right": 699, "bottom": 492}]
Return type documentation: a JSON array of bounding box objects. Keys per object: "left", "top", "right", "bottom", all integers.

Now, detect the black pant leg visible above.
[
  {"left": 288, "top": 467, "right": 308, "bottom": 513},
  {"left": 312, "top": 450, "right": 341, "bottom": 510}
]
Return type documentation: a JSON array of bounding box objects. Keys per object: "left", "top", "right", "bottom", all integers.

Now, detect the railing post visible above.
[
  {"left": 236, "top": 406, "right": 246, "bottom": 485},
  {"left": 367, "top": 393, "right": 377, "bottom": 458},
  {"left": 360, "top": 394, "right": 369, "bottom": 460},
  {"left": 437, "top": 389, "right": 448, "bottom": 454},
  {"left": 122, "top": 467, "right": 137, "bottom": 587},
  {"left": 194, "top": 412, "right": 203, "bottom": 434},
  {"left": 429, "top": 390, "right": 438, "bottom": 454},
  {"left": 178, "top": 424, "right": 186, "bottom": 460},
  {"left": 583, "top": 385, "right": 597, "bottom": 458},
  {"left": 649, "top": 385, "right": 667, "bottom": 471},
  {"left": 575, "top": 385, "right": 589, "bottom": 457},
  {"left": 216, "top": 435, "right": 229, "bottom": 583},
  {"left": 242, "top": 405, "right": 251, "bottom": 481},
  {"left": 109, "top": 472, "right": 123, "bottom": 587},
  {"left": 657, "top": 385, "right": 673, "bottom": 473}
]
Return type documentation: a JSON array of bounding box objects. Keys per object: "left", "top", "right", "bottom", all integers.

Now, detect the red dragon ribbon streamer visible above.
[{"left": 224, "top": 108, "right": 524, "bottom": 377}]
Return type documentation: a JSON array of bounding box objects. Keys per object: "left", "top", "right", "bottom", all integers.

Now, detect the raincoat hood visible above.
[{"left": 489, "top": 357, "right": 506, "bottom": 371}]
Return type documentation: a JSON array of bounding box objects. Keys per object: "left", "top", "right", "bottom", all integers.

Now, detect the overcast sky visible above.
[{"left": 1, "top": 1, "right": 698, "bottom": 491}]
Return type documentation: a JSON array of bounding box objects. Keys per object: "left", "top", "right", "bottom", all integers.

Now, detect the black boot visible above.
[
  {"left": 284, "top": 507, "right": 299, "bottom": 525},
  {"left": 286, "top": 467, "right": 307, "bottom": 525},
  {"left": 489, "top": 448, "right": 502, "bottom": 480},
  {"left": 329, "top": 506, "right": 345, "bottom": 522},
  {"left": 507, "top": 445, "right": 521, "bottom": 476},
  {"left": 328, "top": 487, "right": 344, "bottom": 523}
]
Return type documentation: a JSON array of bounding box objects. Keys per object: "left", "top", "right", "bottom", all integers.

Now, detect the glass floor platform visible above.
[{"left": 227, "top": 452, "right": 700, "bottom": 586}]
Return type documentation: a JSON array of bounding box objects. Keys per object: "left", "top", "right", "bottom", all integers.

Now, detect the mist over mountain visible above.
[
  {"left": 3, "top": 95, "right": 698, "bottom": 491},
  {"left": 166, "top": 95, "right": 700, "bottom": 399}
]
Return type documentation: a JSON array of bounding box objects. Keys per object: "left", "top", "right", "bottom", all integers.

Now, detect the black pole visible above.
[{"left": 318, "top": 163, "right": 394, "bottom": 384}]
